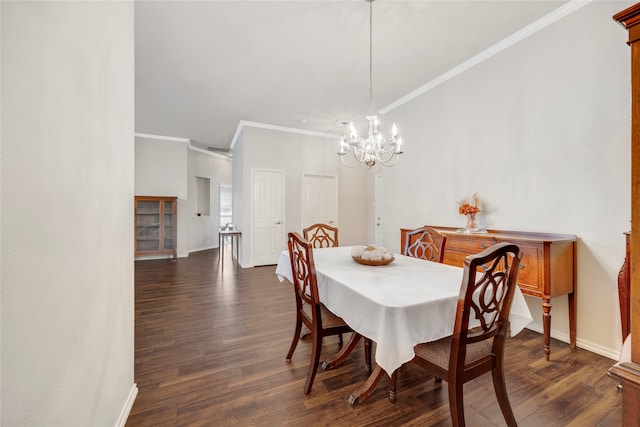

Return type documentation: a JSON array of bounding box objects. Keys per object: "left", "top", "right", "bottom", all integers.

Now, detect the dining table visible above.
[{"left": 275, "top": 245, "right": 533, "bottom": 406}]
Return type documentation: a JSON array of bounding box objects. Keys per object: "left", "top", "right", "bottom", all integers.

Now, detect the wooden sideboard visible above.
[{"left": 401, "top": 226, "right": 577, "bottom": 360}]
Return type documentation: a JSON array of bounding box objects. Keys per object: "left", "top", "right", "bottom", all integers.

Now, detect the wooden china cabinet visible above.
[
  {"left": 610, "top": 4, "right": 640, "bottom": 426},
  {"left": 134, "top": 196, "right": 177, "bottom": 260}
]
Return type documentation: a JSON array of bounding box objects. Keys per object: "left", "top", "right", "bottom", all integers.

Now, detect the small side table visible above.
[{"left": 219, "top": 229, "right": 241, "bottom": 269}]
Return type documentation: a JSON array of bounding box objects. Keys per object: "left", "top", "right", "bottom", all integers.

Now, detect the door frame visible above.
[{"left": 374, "top": 173, "right": 384, "bottom": 247}]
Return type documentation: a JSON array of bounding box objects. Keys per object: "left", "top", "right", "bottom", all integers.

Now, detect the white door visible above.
[
  {"left": 252, "top": 169, "right": 284, "bottom": 266},
  {"left": 374, "top": 174, "right": 384, "bottom": 247},
  {"left": 301, "top": 174, "right": 338, "bottom": 229}
]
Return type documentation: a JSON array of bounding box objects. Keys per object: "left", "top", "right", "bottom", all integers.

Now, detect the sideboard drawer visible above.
[
  {"left": 515, "top": 244, "right": 543, "bottom": 296},
  {"left": 442, "top": 235, "right": 498, "bottom": 267}
]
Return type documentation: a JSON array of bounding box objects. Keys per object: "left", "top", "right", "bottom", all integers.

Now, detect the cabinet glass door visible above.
[
  {"left": 162, "top": 200, "right": 175, "bottom": 251},
  {"left": 136, "top": 200, "right": 161, "bottom": 252}
]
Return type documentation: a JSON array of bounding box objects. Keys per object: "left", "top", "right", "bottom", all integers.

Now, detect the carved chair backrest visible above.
[
  {"left": 449, "top": 242, "right": 522, "bottom": 372},
  {"left": 303, "top": 223, "right": 339, "bottom": 248},
  {"left": 403, "top": 226, "right": 447, "bottom": 263}
]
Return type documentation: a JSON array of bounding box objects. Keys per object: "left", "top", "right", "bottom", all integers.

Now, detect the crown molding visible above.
[
  {"left": 229, "top": 120, "right": 340, "bottom": 151},
  {"left": 135, "top": 132, "right": 190, "bottom": 143},
  {"left": 135, "top": 132, "right": 231, "bottom": 160}
]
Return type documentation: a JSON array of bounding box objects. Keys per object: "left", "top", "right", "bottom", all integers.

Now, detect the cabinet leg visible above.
[{"left": 542, "top": 298, "right": 552, "bottom": 361}]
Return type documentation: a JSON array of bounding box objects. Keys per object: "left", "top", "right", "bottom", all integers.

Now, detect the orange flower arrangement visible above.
[{"left": 458, "top": 193, "right": 481, "bottom": 216}]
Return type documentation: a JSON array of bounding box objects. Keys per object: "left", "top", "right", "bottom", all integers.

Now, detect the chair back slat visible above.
[
  {"left": 303, "top": 223, "right": 339, "bottom": 248},
  {"left": 403, "top": 226, "right": 447, "bottom": 263}
]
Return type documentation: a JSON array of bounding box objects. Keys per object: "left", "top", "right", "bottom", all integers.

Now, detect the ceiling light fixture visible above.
[{"left": 338, "top": 0, "right": 403, "bottom": 169}]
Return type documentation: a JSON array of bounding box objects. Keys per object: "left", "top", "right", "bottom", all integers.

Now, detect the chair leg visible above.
[
  {"left": 448, "top": 379, "right": 465, "bottom": 427},
  {"left": 286, "top": 318, "right": 303, "bottom": 361},
  {"left": 492, "top": 368, "right": 517, "bottom": 427},
  {"left": 304, "top": 331, "right": 323, "bottom": 395}
]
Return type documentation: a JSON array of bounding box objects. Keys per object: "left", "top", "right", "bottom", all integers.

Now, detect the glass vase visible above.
[{"left": 465, "top": 213, "right": 480, "bottom": 232}]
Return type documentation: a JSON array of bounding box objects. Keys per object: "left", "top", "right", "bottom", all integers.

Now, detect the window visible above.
[{"left": 219, "top": 184, "right": 232, "bottom": 227}]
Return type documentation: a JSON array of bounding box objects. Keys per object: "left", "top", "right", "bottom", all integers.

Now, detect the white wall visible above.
[
  {"left": 1, "top": 2, "right": 136, "bottom": 425},
  {"left": 371, "top": 0, "right": 633, "bottom": 359},
  {"left": 237, "top": 126, "right": 368, "bottom": 267},
  {"left": 135, "top": 136, "right": 188, "bottom": 257},
  {"left": 187, "top": 148, "right": 232, "bottom": 252}
]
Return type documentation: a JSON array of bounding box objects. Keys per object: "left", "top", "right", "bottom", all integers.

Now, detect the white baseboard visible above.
[
  {"left": 525, "top": 325, "right": 619, "bottom": 361},
  {"left": 187, "top": 245, "right": 215, "bottom": 254},
  {"left": 115, "top": 383, "right": 138, "bottom": 427}
]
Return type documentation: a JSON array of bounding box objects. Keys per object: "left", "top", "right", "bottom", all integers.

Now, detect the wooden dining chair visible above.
[
  {"left": 285, "top": 232, "right": 370, "bottom": 395},
  {"left": 403, "top": 226, "right": 447, "bottom": 263},
  {"left": 303, "top": 223, "right": 339, "bottom": 248},
  {"left": 409, "top": 242, "right": 522, "bottom": 426}
]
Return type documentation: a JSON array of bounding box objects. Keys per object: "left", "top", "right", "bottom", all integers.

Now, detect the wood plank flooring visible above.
[{"left": 126, "top": 248, "right": 622, "bottom": 426}]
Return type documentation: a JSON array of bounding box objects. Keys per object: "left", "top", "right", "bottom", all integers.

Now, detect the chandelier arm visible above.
[
  {"left": 380, "top": 155, "right": 401, "bottom": 168},
  {"left": 377, "top": 149, "right": 399, "bottom": 163},
  {"left": 340, "top": 153, "right": 366, "bottom": 168}
]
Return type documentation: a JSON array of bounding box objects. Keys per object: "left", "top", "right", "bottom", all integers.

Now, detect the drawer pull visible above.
[
  {"left": 481, "top": 243, "right": 487, "bottom": 249},
  {"left": 519, "top": 263, "right": 525, "bottom": 269}
]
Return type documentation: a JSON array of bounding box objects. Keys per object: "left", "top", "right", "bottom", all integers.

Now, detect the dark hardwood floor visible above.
[{"left": 126, "top": 248, "right": 622, "bottom": 426}]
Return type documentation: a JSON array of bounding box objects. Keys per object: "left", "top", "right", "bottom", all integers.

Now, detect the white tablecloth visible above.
[{"left": 276, "top": 246, "right": 533, "bottom": 375}]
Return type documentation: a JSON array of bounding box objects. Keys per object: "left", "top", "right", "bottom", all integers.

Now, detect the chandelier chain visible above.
[{"left": 369, "top": 0, "right": 373, "bottom": 111}]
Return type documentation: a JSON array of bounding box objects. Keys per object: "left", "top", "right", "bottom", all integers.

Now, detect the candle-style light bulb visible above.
[
  {"left": 349, "top": 122, "right": 357, "bottom": 140},
  {"left": 395, "top": 137, "right": 403, "bottom": 154},
  {"left": 338, "top": 137, "right": 346, "bottom": 154},
  {"left": 391, "top": 123, "right": 398, "bottom": 138}
]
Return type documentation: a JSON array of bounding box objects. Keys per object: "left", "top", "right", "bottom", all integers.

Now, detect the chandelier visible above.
[{"left": 338, "top": 0, "right": 403, "bottom": 169}]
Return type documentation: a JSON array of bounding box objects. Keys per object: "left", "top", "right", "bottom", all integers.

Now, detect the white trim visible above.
[
  {"left": 187, "top": 140, "right": 231, "bottom": 160},
  {"left": 230, "top": 120, "right": 340, "bottom": 151},
  {"left": 187, "top": 245, "right": 216, "bottom": 254},
  {"left": 134, "top": 132, "right": 189, "bottom": 143},
  {"left": 135, "top": 132, "right": 231, "bottom": 160},
  {"left": 380, "top": 0, "right": 592, "bottom": 115},
  {"left": 525, "top": 324, "right": 619, "bottom": 362},
  {"left": 115, "top": 384, "right": 138, "bottom": 427}
]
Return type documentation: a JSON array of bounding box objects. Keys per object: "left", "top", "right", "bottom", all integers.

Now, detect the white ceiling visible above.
[{"left": 135, "top": 0, "right": 569, "bottom": 152}]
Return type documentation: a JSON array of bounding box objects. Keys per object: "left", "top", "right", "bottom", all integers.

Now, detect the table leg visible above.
[
  {"left": 221, "top": 235, "right": 225, "bottom": 270},
  {"left": 348, "top": 365, "right": 386, "bottom": 407},
  {"left": 542, "top": 297, "right": 552, "bottom": 360},
  {"left": 568, "top": 291, "right": 576, "bottom": 348},
  {"left": 231, "top": 236, "right": 234, "bottom": 265},
  {"left": 322, "top": 333, "right": 362, "bottom": 371}
]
